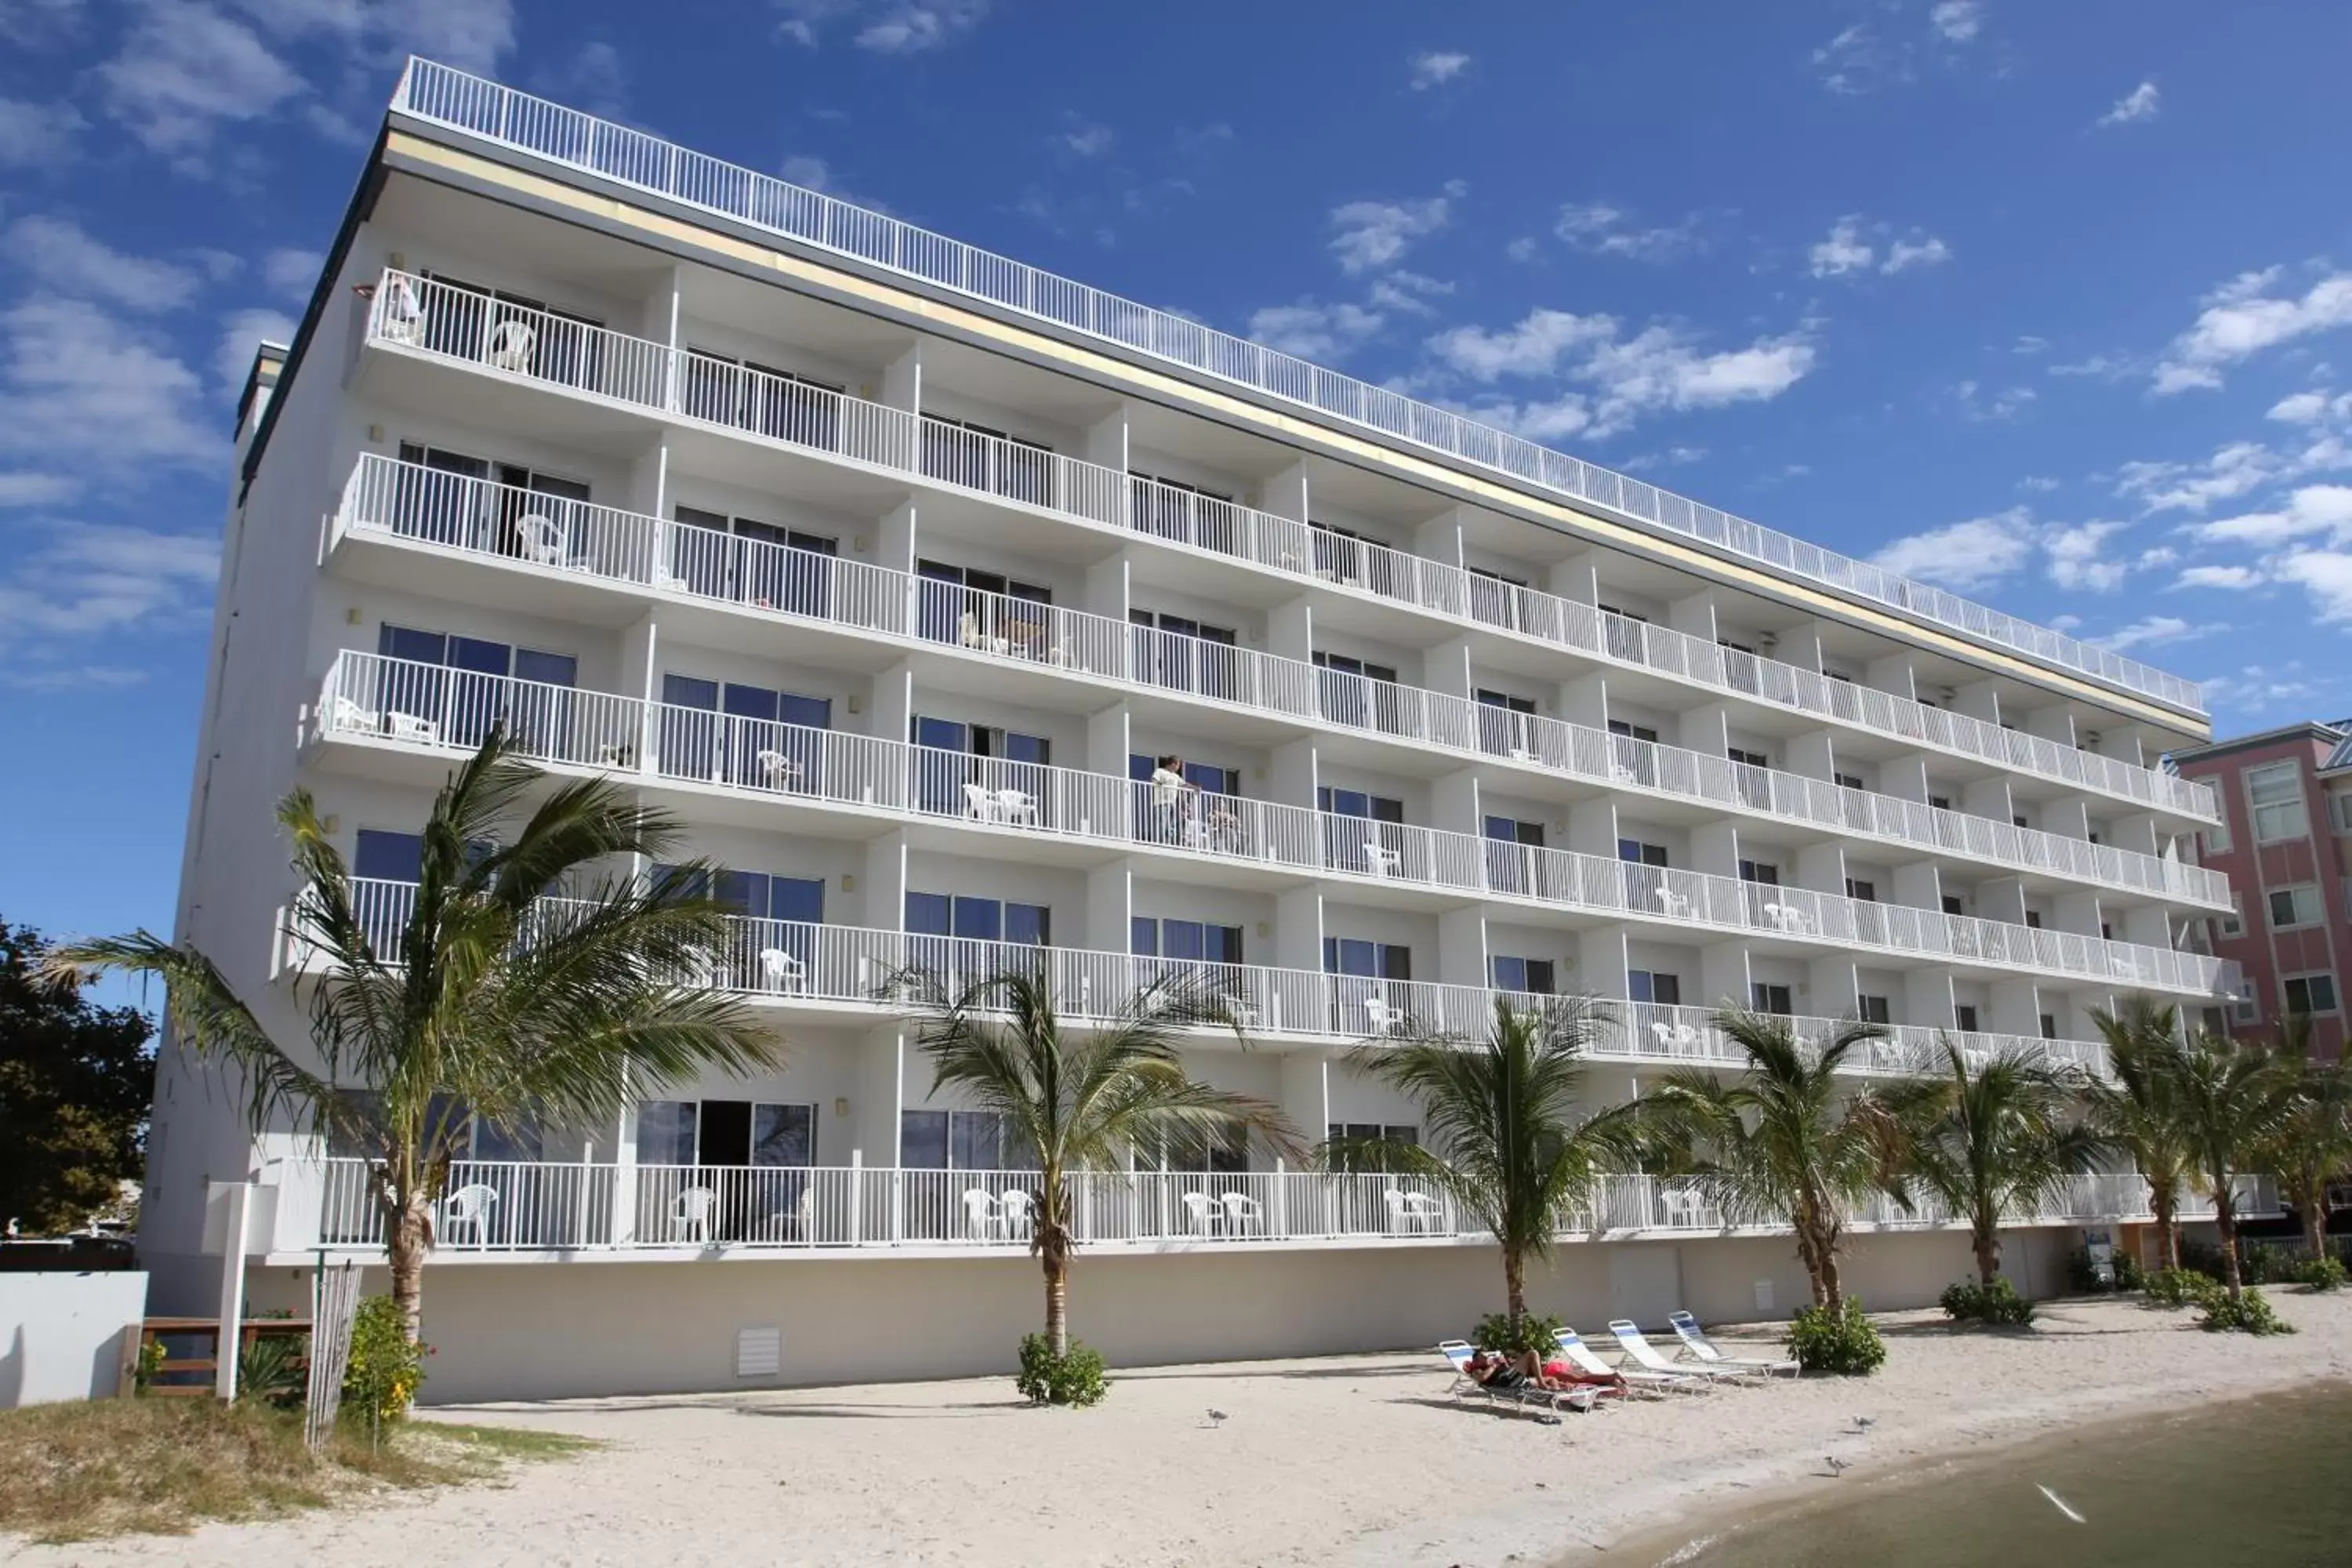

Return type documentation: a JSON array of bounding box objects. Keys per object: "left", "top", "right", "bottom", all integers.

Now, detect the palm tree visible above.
[
  {"left": 49, "top": 732, "right": 780, "bottom": 1341},
  {"left": 897, "top": 965, "right": 1301, "bottom": 1358},
  {"left": 2162, "top": 1029, "right": 2299, "bottom": 1300},
  {"left": 2260, "top": 1014, "right": 2352, "bottom": 1267},
  {"left": 2084, "top": 999, "right": 2196, "bottom": 1270},
  {"left": 1637, "top": 1008, "right": 1905, "bottom": 1309},
  {"left": 1345, "top": 997, "right": 1639, "bottom": 1334},
  {"left": 1886, "top": 1039, "right": 2106, "bottom": 1288}
]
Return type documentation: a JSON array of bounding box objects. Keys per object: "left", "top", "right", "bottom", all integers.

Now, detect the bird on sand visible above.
[
  {"left": 1205, "top": 1409, "right": 1229, "bottom": 1428},
  {"left": 1824, "top": 1455, "right": 1851, "bottom": 1476}
]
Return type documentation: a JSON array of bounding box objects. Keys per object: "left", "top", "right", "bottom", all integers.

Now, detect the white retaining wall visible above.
[{"left": 0, "top": 1272, "right": 149, "bottom": 1408}]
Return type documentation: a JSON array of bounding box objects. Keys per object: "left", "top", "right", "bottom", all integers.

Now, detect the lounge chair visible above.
[
  {"left": 1553, "top": 1327, "right": 1701, "bottom": 1398},
  {"left": 1668, "top": 1311, "right": 1799, "bottom": 1377},
  {"left": 1437, "top": 1341, "right": 1591, "bottom": 1420},
  {"left": 1609, "top": 1318, "right": 1755, "bottom": 1383}
]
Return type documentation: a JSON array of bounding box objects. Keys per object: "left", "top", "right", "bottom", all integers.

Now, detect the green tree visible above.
[
  {"left": 898, "top": 966, "right": 1301, "bottom": 1357},
  {"left": 1887, "top": 1039, "right": 2105, "bottom": 1287},
  {"left": 2084, "top": 999, "right": 2196, "bottom": 1271},
  {"left": 1638, "top": 1008, "right": 1905, "bottom": 1308},
  {"left": 49, "top": 732, "right": 780, "bottom": 1341},
  {"left": 2, "top": 920, "right": 155, "bottom": 1234},
  {"left": 2161, "top": 1029, "right": 2299, "bottom": 1300},
  {"left": 2260, "top": 1014, "right": 2352, "bottom": 1268},
  {"left": 1345, "top": 997, "right": 1638, "bottom": 1333}
]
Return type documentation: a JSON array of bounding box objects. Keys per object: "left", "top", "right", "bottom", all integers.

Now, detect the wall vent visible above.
[{"left": 736, "top": 1327, "right": 782, "bottom": 1378}]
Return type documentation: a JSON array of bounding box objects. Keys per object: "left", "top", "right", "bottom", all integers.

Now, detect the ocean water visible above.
[{"left": 1624, "top": 1385, "right": 2352, "bottom": 1566}]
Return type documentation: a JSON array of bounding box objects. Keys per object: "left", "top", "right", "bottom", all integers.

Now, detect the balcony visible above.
[
  {"left": 281, "top": 1154, "right": 2223, "bottom": 1259},
  {"left": 288, "top": 879, "right": 2121, "bottom": 1080},
  {"left": 308, "top": 652, "right": 2229, "bottom": 996},
  {"left": 352, "top": 270, "right": 2217, "bottom": 826},
  {"left": 390, "top": 58, "right": 2209, "bottom": 721},
  {"left": 330, "top": 453, "right": 2227, "bottom": 909}
]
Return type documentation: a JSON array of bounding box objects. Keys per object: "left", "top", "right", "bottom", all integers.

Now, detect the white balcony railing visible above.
[
  {"left": 300, "top": 1155, "right": 2240, "bottom": 1256},
  {"left": 310, "top": 652, "right": 2229, "bottom": 996},
  {"left": 333, "top": 452, "right": 2227, "bottom": 907},
  {"left": 354, "top": 272, "right": 2217, "bottom": 826},
  {"left": 388, "top": 59, "right": 2209, "bottom": 720}
]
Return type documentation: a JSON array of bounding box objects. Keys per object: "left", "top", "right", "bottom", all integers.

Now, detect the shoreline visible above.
[{"left": 9, "top": 1293, "right": 2351, "bottom": 1567}]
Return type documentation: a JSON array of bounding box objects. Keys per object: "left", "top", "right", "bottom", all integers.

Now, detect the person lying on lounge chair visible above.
[
  {"left": 1541, "top": 1355, "right": 1629, "bottom": 1396},
  {"left": 1470, "top": 1348, "right": 1630, "bottom": 1397}
]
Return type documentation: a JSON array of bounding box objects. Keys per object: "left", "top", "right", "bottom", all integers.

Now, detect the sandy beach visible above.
[{"left": 14, "top": 1292, "right": 2352, "bottom": 1568}]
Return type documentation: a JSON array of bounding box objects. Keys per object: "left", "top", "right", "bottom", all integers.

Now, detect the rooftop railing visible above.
[
  {"left": 308, "top": 653, "right": 2228, "bottom": 996},
  {"left": 297, "top": 1154, "right": 2229, "bottom": 1255},
  {"left": 387, "top": 60, "right": 2207, "bottom": 720}
]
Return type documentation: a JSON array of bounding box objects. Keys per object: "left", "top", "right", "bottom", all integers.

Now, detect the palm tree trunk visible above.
[
  {"left": 1041, "top": 1225, "right": 1071, "bottom": 1358},
  {"left": 2303, "top": 1196, "right": 2328, "bottom": 1266},
  {"left": 1504, "top": 1244, "right": 1526, "bottom": 1330},
  {"left": 1817, "top": 1233, "right": 1845, "bottom": 1309},
  {"left": 387, "top": 1189, "right": 433, "bottom": 1345},
  {"left": 1792, "top": 1195, "right": 1832, "bottom": 1307},
  {"left": 1973, "top": 1223, "right": 2002, "bottom": 1288},
  {"left": 2152, "top": 1185, "right": 2180, "bottom": 1272},
  {"left": 2212, "top": 1166, "right": 2243, "bottom": 1300}
]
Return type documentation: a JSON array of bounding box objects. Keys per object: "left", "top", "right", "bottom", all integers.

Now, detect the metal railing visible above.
[
  {"left": 334, "top": 454, "right": 2227, "bottom": 905},
  {"left": 309, "top": 652, "right": 2229, "bottom": 995},
  {"left": 301, "top": 1156, "right": 2238, "bottom": 1254},
  {"left": 388, "top": 58, "right": 2206, "bottom": 719},
  {"left": 356, "top": 275, "right": 2216, "bottom": 824}
]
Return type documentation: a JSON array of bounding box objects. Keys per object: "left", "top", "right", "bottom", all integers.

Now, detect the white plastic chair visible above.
[
  {"left": 1659, "top": 1187, "right": 1709, "bottom": 1228},
  {"left": 994, "top": 789, "right": 1036, "bottom": 825},
  {"left": 998, "top": 1189, "right": 1033, "bottom": 1239},
  {"left": 331, "top": 695, "right": 379, "bottom": 733},
  {"left": 673, "top": 1185, "right": 719, "bottom": 1243},
  {"left": 961, "top": 1188, "right": 999, "bottom": 1239},
  {"left": 1178, "top": 1191, "right": 1222, "bottom": 1236},
  {"left": 1656, "top": 888, "right": 1691, "bottom": 919},
  {"left": 1385, "top": 1189, "right": 1442, "bottom": 1233},
  {"left": 1649, "top": 1020, "right": 1678, "bottom": 1051},
  {"left": 756, "top": 750, "right": 801, "bottom": 789},
  {"left": 387, "top": 711, "right": 439, "bottom": 743},
  {"left": 1364, "top": 840, "right": 1403, "bottom": 879},
  {"left": 515, "top": 513, "right": 568, "bottom": 566},
  {"left": 758, "top": 948, "right": 806, "bottom": 994},
  {"left": 378, "top": 276, "right": 426, "bottom": 344},
  {"left": 961, "top": 782, "right": 1001, "bottom": 822},
  {"left": 1364, "top": 996, "right": 1399, "bottom": 1034},
  {"left": 1218, "top": 1191, "right": 1264, "bottom": 1236},
  {"left": 439, "top": 1183, "right": 497, "bottom": 1246},
  {"left": 488, "top": 318, "right": 536, "bottom": 373}
]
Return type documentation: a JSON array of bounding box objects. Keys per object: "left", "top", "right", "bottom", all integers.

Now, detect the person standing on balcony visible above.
[{"left": 1151, "top": 755, "right": 1196, "bottom": 844}]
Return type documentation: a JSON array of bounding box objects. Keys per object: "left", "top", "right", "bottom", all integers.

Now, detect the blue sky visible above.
[{"left": 5, "top": 0, "right": 2352, "bottom": 962}]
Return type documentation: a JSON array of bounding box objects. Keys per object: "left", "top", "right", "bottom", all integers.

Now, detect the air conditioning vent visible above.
[{"left": 736, "top": 1326, "right": 782, "bottom": 1378}]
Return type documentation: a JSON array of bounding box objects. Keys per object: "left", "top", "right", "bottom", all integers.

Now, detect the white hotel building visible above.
[{"left": 150, "top": 62, "right": 2243, "bottom": 1400}]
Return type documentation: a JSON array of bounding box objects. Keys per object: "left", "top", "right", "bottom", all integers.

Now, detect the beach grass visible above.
[{"left": 0, "top": 1396, "right": 597, "bottom": 1544}]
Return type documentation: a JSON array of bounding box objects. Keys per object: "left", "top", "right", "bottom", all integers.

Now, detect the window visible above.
[
  {"left": 1845, "top": 878, "right": 1877, "bottom": 902},
  {"left": 682, "top": 350, "right": 842, "bottom": 447},
  {"left": 1628, "top": 970, "right": 1682, "bottom": 1006},
  {"left": 906, "top": 891, "right": 1051, "bottom": 946},
  {"left": 1131, "top": 918, "right": 1245, "bottom": 964},
  {"left": 2248, "top": 761, "right": 2309, "bottom": 843},
  {"left": 2039, "top": 1013, "right": 2059, "bottom": 1040},
  {"left": 920, "top": 413, "right": 1054, "bottom": 504},
  {"left": 637, "top": 1101, "right": 699, "bottom": 1166},
  {"left": 2198, "top": 795, "right": 2233, "bottom": 855},
  {"left": 1477, "top": 689, "right": 1541, "bottom": 755},
  {"left": 1128, "top": 753, "right": 1239, "bottom": 799},
  {"left": 917, "top": 558, "right": 1054, "bottom": 650},
  {"left": 1326, "top": 1123, "right": 1420, "bottom": 1172},
  {"left": 1954, "top": 1004, "right": 1980, "bottom": 1033},
  {"left": 1130, "top": 610, "right": 1240, "bottom": 695},
  {"left": 2332, "top": 792, "right": 2352, "bottom": 835},
  {"left": 669, "top": 504, "right": 837, "bottom": 611},
  {"left": 1857, "top": 994, "right": 1891, "bottom": 1025},
  {"left": 373, "top": 623, "right": 579, "bottom": 750},
  {"left": 1729, "top": 746, "right": 1771, "bottom": 770},
  {"left": 1323, "top": 937, "right": 1411, "bottom": 981},
  {"left": 1618, "top": 839, "right": 1670, "bottom": 866},
  {"left": 2220, "top": 896, "right": 2245, "bottom": 938},
  {"left": 659, "top": 673, "right": 830, "bottom": 789},
  {"left": 913, "top": 715, "right": 1051, "bottom": 817},
  {"left": 2285, "top": 974, "right": 2339, "bottom": 1016},
  {"left": 1595, "top": 602, "right": 1650, "bottom": 624},
  {"left": 1751, "top": 982, "right": 1794, "bottom": 1015},
  {"left": 1319, "top": 786, "right": 1405, "bottom": 822},
  {"left": 388, "top": 441, "right": 593, "bottom": 557},
  {"left": 2012, "top": 815, "right": 2029, "bottom": 829},
  {"left": 902, "top": 1109, "right": 1033, "bottom": 1171},
  {"left": 1307, "top": 519, "right": 1394, "bottom": 587},
  {"left": 1738, "top": 859, "right": 1780, "bottom": 886},
  {"left": 1485, "top": 815, "right": 1544, "bottom": 848},
  {"left": 2024, "top": 911, "right": 2044, "bottom": 930},
  {"left": 1468, "top": 566, "right": 1531, "bottom": 628},
  {"left": 1313, "top": 651, "right": 1405, "bottom": 732},
  {"left": 1716, "top": 636, "right": 1755, "bottom": 655},
  {"left": 2230, "top": 979, "right": 2261, "bottom": 1025},
  {"left": 1129, "top": 470, "right": 1237, "bottom": 551},
  {"left": 2270, "top": 885, "right": 2323, "bottom": 928},
  {"left": 1941, "top": 895, "right": 1964, "bottom": 916},
  {"left": 1490, "top": 955, "right": 1558, "bottom": 994},
  {"left": 1929, "top": 793, "right": 1953, "bottom": 811},
  {"left": 1606, "top": 718, "right": 1661, "bottom": 744},
  {"left": 1834, "top": 771, "right": 1866, "bottom": 791}
]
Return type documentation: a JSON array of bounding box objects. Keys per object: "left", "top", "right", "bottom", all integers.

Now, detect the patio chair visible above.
[
  {"left": 1385, "top": 1189, "right": 1443, "bottom": 1234},
  {"left": 1178, "top": 1191, "right": 1223, "bottom": 1236},
  {"left": 1649, "top": 1020, "right": 1679, "bottom": 1052},
  {"left": 1658, "top": 1187, "right": 1712, "bottom": 1228},
  {"left": 998, "top": 1189, "right": 1033, "bottom": 1240},
  {"left": 1218, "top": 1191, "right": 1265, "bottom": 1236},
  {"left": 1364, "top": 995, "right": 1400, "bottom": 1034},
  {"left": 438, "top": 1183, "right": 498, "bottom": 1247},
  {"left": 993, "top": 788, "right": 1037, "bottom": 825},
  {"left": 961, "top": 1188, "right": 999, "bottom": 1239},
  {"left": 757, "top": 948, "right": 806, "bottom": 994},
  {"left": 515, "top": 513, "right": 568, "bottom": 566},
  {"left": 377, "top": 275, "right": 426, "bottom": 344},
  {"left": 1552, "top": 1327, "right": 1700, "bottom": 1398},
  {"left": 387, "top": 711, "right": 439, "bottom": 743},
  {"left": 962, "top": 782, "right": 1001, "bottom": 822},
  {"left": 1609, "top": 1319, "right": 1752, "bottom": 1383},
  {"left": 488, "top": 318, "right": 536, "bottom": 373},
  {"left": 673, "top": 1185, "right": 719, "bottom": 1244},
  {"left": 1668, "top": 1311, "right": 1799, "bottom": 1378},
  {"left": 330, "top": 695, "right": 379, "bottom": 733},
  {"left": 1437, "top": 1341, "right": 1586, "bottom": 1419},
  {"left": 756, "top": 750, "right": 802, "bottom": 789},
  {"left": 1364, "top": 840, "right": 1403, "bottom": 879}
]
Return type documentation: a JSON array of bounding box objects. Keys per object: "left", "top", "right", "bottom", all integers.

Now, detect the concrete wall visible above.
[
  {"left": 246, "top": 1230, "right": 2071, "bottom": 1405},
  {"left": 0, "top": 1272, "right": 149, "bottom": 1409}
]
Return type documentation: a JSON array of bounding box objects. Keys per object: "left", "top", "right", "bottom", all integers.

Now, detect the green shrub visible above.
[
  {"left": 236, "top": 1333, "right": 309, "bottom": 1409},
  {"left": 2113, "top": 1251, "right": 2147, "bottom": 1293},
  {"left": 342, "top": 1297, "right": 426, "bottom": 1425},
  {"left": 2293, "top": 1255, "right": 2347, "bottom": 1293},
  {"left": 2195, "top": 1287, "right": 2296, "bottom": 1336},
  {"left": 131, "top": 1338, "right": 165, "bottom": 1395},
  {"left": 2063, "top": 1247, "right": 2114, "bottom": 1294},
  {"left": 1469, "top": 1312, "right": 1565, "bottom": 1357},
  {"left": 1786, "top": 1298, "right": 1886, "bottom": 1375},
  {"left": 2242, "top": 1243, "right": 2299, "bottom": 1286},
  {"left": 1014, "top": 1335, "right": 1109, "bottom": 1407},
  {"left": 2177, "top": 1237, "right": 2227, "bottom": 1280},
  {"left": 1939, "top": 1277, "right": 2036, "bottom": 1326},
  {"left": 2142, "top": 1267, "right": 2221, "bottom": 1308}
]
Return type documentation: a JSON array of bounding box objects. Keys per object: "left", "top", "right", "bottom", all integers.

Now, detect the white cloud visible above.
[
  {"left": 0, "top": 471, "right": 79, "bottom": 507},
  {"left": 1407, "top": 50, "right": 1470, "bottom": 90},
  {"left": 2097, "top": 80, "right": 2161, "bottom": 129},
  {"left": 1247, "top": 299, "right": 1386, "bottom": 362},
  {"left": 1364, "top": 270, "right": 1453, "bottom": 316},
  {"left": 2189, "top": 484, "right": 2352, "bottom": 549},
  {"left": 2012, "top": 335, "right": 2049, "bottom": 356},
  {"left": 2268, "top": 390, "right": 2333, "bottom": 424},
  {"left": 2154, "top": 267, "right": 2352, "bottom": 394},
  {"left": 2173, "top": 564, "right": 2263, "bottom": 590},
  {"left": 1809, "top": 216, "right": 1951, "bottom": 278},
  {"left": 1058, "top": 118, "right": 1112, "bottom": 158},
  {"left": 2045, "top": 520, "right": 2131, "bottom": 590},
  {"left": 213, "top": 307, "right": 299, "bottom": 389},
  {"left": 1328, "top": 186, "right": 1461, "bottom": 274},
  {"left": 2095, "top": 615, "right": 2220, "bottom": 653},
  {"left": 262, "top": 247, "right": 323, "bottom": 298},
  {"left": 1871, "top": 510, "right": 2038, "bottom": 590},
  {"left": 1955, "top": 379, "right": 2036, "bottom": 422},
  {"left": 98, "top": 2, "right": 306, "bottom": 157},
  {"left": 1504, "top": 236, "right": 1540, "bottom": 264},
  {"left": 1812, "top": 24, "right": 1907, "bottom": 94},
  {"left": 0, "top": 519, "right": 221, "bottom": 662},
  {"left": 1429, "top": 308, "right": 1817, "bottom": 442},
  {"left": 1929, "top": 1, "right": 1984, "bottom": 43},
  {"left": 1552, "top": 203, "right": 1704, "bottom": 263},
  {"left": 2, "top": 217, "right": 198, "bottom": 311},
  {"left": 0, "top": 295, "right": 219, "bottom": 471},
  {"left": 782, "top": 0, "right": 989, "bottom": 53},
  {"left": 2016, "top": 475, "right": 2061, "bottom": 493},
  {"left": 2274, "top": 549, "right": 2352, "bottom": 622},
  {"left": 2118, "top": 440, "right": 2298, "bottom": 514},
  {"left": 0, "top": 96, "right": 85, "bottom": 166}
]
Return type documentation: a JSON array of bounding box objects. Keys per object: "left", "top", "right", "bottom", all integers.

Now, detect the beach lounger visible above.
[
  {"left": 1609, "top": 1319, "right": 1757, "bottom": 1383},
  {"left": 1553, "top": 1327, "right": 1702, "bottom": 1397},
  {"left": 1437, "top": 1341, "right": 1592, "bottom": 1420},
  {"left": 1668, "top": 1311, "right": 1800, "bottom": 1378}
]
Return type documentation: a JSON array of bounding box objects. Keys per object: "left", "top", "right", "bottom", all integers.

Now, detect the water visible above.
[{"left": 1622, "top": 1385, "right": 2352, "bottom": 1566}]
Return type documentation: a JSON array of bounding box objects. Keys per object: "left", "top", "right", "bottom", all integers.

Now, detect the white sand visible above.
[{"left": 19, "top": 1293, "right": 2352, "bottom": 1567}]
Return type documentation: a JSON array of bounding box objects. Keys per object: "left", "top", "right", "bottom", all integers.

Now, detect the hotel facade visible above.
[{"left": 150, "top": 61, "right": 2246, "bottom": 1401}]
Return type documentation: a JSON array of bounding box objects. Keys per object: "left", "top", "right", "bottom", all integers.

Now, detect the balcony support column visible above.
[
  {"left": 1559, "top": 670, "right": 1609, "bottom": 732},
  {"left": 1414, "top": 506, "right": 1467, "bottom": 571},
  {"left": 1866, "top": 652, "right": 1918, "bottom": 703},
  {"left": 1270, "top": 735, "right": 1316, "bottom": 812},
  {"left": 1881, "top": 751, "right": 1931, "bottom": 804},
  {"left": 1272, "top": 888, "right": 1323, "bottom": 990},
  {"left": 1438, "top": 906, "right": 1487, "bottom": 992},
  {"left": 862, "top": 832, "right": 908, "bottom": 935},
  {"left": 2040, "top": 795, "right": 2093, "bottom": 843},
  {"left": 875, "top": 500, "right": 917, "bottom": 579},
  {"left": 1986, "top": 980, "right": 2042, "bottom": 1040},
  {"left": 1807, "top": 954, "right": 1860, "bottom": 1025},
  {"left": 1689, "top": 818, "right": 1740, "bottom": 882},
  {"left": 2120, "top": 903, "right": 2173, "bottom": 951},
  {"left": 1425, "top": 635, "right": 1472, "bottom": 702},
  {"left": 1548, "top": 550, "right": 1599, "bottom": 606},
  {"left": 1903, "top": 967, "right": 1960, "bottom": 1033},
  {"left": 879, "top": 341, "right": 923, "bottom": 414},
  {"left": 1085, "top": 552, "right": 1127, "bottom": 627},
  {"left": 1697, "top": 939, "right": 1749, "bottom": 1015},
  {"left": 612, "top": 1103, "right": 638, "bottom": 1246},
  {"left": 1954, "top": 679, "right": 2005, "bottom": 729},
  {"left": 1891, "top": 859, "right": 1944, "bottom": 920},
  {"left": 1784, "top": 729, "right": 1837, "bottom": 784},
  {"left": 1679, "top": 700, "right": 1732, "bottom": 761},
  {"left": 1431, "top": 766, "right": 1479, "bottom": 840},
  {"left": 1563, "top": 796, "right": 1617, "bottom": 861},
  {"left": 1260, "top": 461, "right": 1309, "bottom": 524},
  {"left": 1084, "top": 862, "right": 1131, "bottom": 960},
  {"left": 1577, "top": 925, "right": 1632, "bottom": 1002},
  {"left": 1266, "top": 595, "right": 1313, "bottom": 666},
  {"left": 1666, "top": 586, "right": 1716, "bottom": 644},
  {"left": 2111, "top": 811, "right": 2164, "bottom": 861},
  {"left": 1084, "top": 703, "right": 1129, "bottom": 781},
  {"left": 1080, "top": 402, "right": 1129, "bottom": 471},
  {"left": 1962, "top": 772, "right": 2015, "bottom": 827}
]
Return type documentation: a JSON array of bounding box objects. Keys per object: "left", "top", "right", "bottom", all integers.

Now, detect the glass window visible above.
[
  {"left": 1857, "top": 994, "right": 1891, "bottom": 1025},
  {"left": 637, "top": 1101, "right": 698, "bottom": 1166},
  {"left": 354, "top": 829, "right": 423, "bottom": 882},
  {"left": 1490, "top": 956, "right": 1556, "bottom": 994},
  {"left": 1617, "top": 839, "right": 1669, "bottom": 866},
  {"left": 1845, "top": 878, "right": 1877, "bottom": 902},
  {"left": 1323, "top": 937, "right": 1410, "bottom": 980},
  {"left": 2219, "top": 896, "right": 2244, "bottom": 938},
  {"left": 1954, "top": 1004, "right": 1980, "bottom": 1033},
  {"left": 752, "top": 1104, "right": 815, "bottom": 1167},
  {"left": 1628, "top": 970, "right": 1682, "bottom": 1006},
  {"left": 2247, "top": 761, "right": 2308, "bottom": 843},
  {"left": 2197, "top": 798, "right": 2230, "bottom": 855},
  {"left": 1738, "top": 859, "right": 1780, "bottom": 885},
  {"left": 2269, "top": 885, "right": 2321, "bottom": 928},
  {"left": 2285, "top": 975, "right": 2339, "bottom": 1016},
  {"left": 1751, "top": 982, "right": 1793, "bottom": 1015}
]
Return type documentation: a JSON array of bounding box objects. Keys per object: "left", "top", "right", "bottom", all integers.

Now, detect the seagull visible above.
[
  {"left": 1824, "top": 1455, "right": 1851, "bottom": 1476},
  {"left": 1853, "top": 1415, "right": 1876, "bottom": 1432},
  {"left": 1205, "top": 1408, "right": 1229, "bottom": 1429}
]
